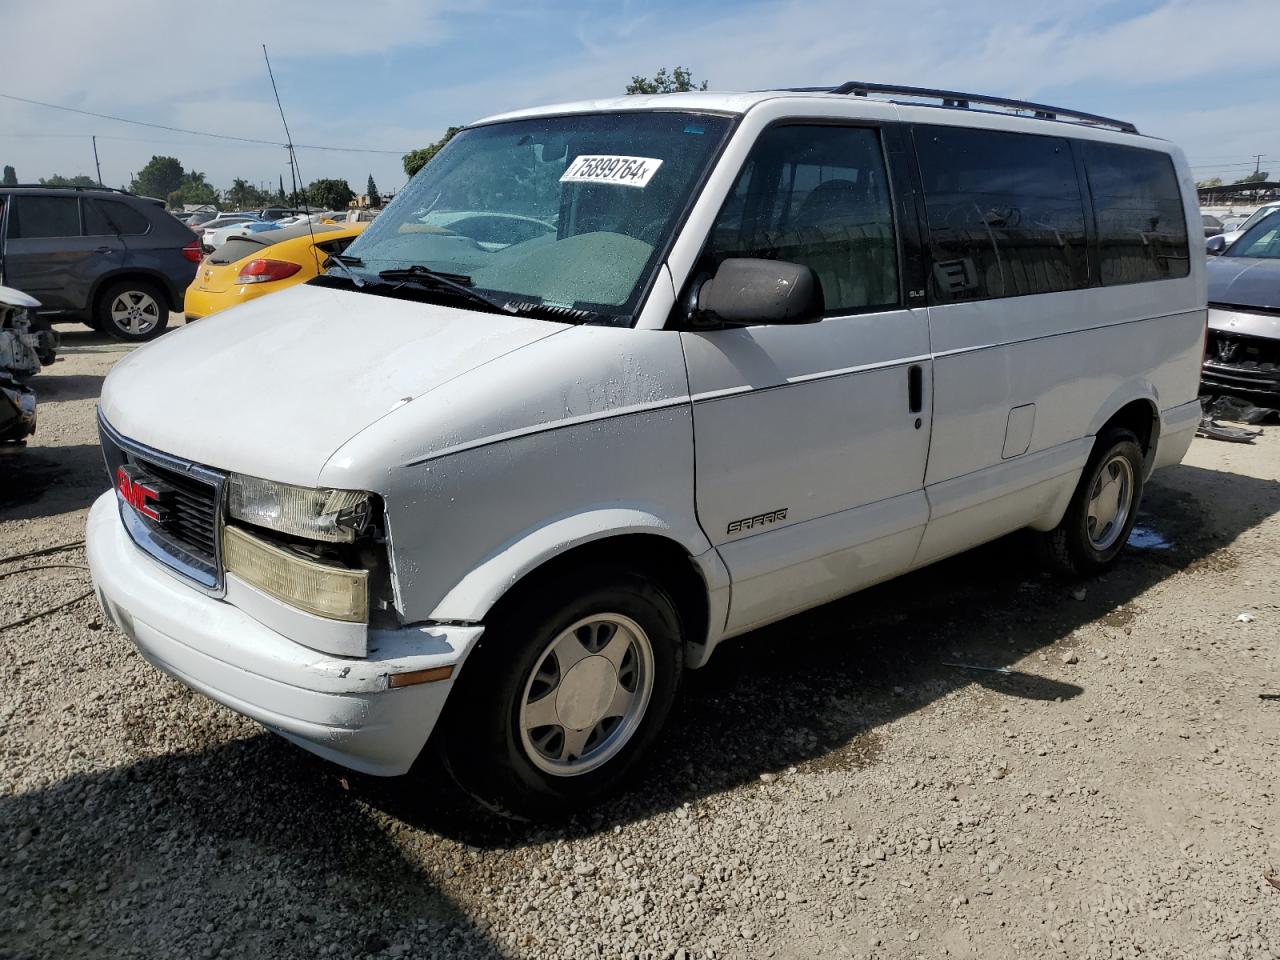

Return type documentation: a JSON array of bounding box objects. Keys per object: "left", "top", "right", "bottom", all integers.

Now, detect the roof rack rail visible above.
[
  {"left": 5, "top": 183, "right": 133, "bottom": 195},
  {"left": 779, "top": 81, "right": 1138, "bottom": 134}
]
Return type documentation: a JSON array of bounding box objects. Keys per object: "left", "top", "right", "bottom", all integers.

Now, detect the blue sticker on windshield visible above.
[{"left": 683, "top": 124, "right": 705, "bottom": 135}]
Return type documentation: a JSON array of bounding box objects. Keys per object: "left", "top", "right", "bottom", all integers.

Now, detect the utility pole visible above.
[
  {"left": 1254, "top": 154, "right": 1264, "bottom": 177},
  {"left": 285, "top": 148, "right": 298, "bottom": 206},
  {"left": 92, "top": 135, "right": 103, "bottom": 186}
]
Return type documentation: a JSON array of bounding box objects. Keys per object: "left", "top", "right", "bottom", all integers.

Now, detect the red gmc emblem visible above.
[{"left": 116, "top": 464, "right": 169, "bottom": 522}]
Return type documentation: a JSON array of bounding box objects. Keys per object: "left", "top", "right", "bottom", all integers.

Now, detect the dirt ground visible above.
[{"left": 1, "top": 321, "right": 1278, "bottom": 960}]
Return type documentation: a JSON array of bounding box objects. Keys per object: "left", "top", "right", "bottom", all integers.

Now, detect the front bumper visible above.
[{"left": 86, "top": 492, "right": 481, "bottom": 775}]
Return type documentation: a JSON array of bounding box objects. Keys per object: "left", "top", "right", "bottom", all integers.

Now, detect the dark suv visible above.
[{"left": 0, "top": 186, "right": 201, "bottom": 342}]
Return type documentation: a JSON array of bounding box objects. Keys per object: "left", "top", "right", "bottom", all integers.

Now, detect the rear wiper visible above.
[{"left": 377, "top": 265, "right": 515, "bottom": 314}]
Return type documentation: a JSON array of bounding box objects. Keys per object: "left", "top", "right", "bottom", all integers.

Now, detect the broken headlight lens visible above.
[{"left": 226, "top": 474, "right": 373, "bottom": 543}]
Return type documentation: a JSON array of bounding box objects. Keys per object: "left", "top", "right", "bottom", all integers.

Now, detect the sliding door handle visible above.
[{"left": 907, "top": 364, "right": 923, "bottom": 414}]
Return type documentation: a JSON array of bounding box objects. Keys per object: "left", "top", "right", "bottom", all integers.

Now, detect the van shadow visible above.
[
  {"left": 362, "top": 459, "right": 1280, "bottom": 846},
  {"left": 0, "top": 737, "right": 507, "bottom": 960},
  {"left": 0, "top": 443, "right": 107, "bottom": 520},
  {"left": 30, "top": 372, "right": 106, "bottom": 405}
]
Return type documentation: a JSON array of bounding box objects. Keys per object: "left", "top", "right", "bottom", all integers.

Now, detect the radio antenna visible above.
[{"left": 262, "top": 44, "right": 322, "bottom": 272}]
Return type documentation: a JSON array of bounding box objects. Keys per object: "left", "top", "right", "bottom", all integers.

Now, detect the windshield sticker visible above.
[{"left": 560, "top": 155, "right": 663, "bottom": 188}]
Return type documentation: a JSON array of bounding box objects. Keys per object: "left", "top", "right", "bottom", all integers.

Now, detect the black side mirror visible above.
[
  {"left": 1206, "top": 235, "right": 1227, "bottom": 256},
  {"left": 690, "top": 258, "right": 824, "bottom": 329}
]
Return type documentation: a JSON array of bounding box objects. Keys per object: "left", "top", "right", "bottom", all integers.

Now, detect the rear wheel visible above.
[
  {"left": 1036, "top": 428, "right": 1145, "bottom": 576},
  {"left": 440, "top": 566, "right": 683, "bottom": 820},
  {"left": 96, "top": 279, "right": 169, "bottom": 342}
]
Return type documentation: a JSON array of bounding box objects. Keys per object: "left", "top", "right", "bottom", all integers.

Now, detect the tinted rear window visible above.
[
  {"left": 8, "top": 195, "right": 81, "bottom": 239},
  {"left": 1082, "top": 142, "right": 1189, "bottom": 285},
  {"left": 916, "top": 126, "right": 1089, "bottom": 301},
  {"left": 86, "top": 198, "right": 151, "bottom": 236}
]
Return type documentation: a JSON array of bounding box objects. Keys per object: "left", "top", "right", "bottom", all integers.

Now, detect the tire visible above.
[
  {"left": 95, "top": 279, "right": 169, "bottom": 342},
  {"left": 440, "top": 565, "right": 684, "bottom": 820},
  {"left": 1036, "top": 428, "right": 1145, "bottom": 577}
]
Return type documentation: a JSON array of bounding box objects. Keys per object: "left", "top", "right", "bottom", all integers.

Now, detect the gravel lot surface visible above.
[{"left": 2, "top": 322, "right": 1279, "bottom": 960}]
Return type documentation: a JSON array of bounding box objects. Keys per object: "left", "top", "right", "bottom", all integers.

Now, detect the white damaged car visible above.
[{"left": 89, "top": 85, "right": 1205, "bottom": 818}]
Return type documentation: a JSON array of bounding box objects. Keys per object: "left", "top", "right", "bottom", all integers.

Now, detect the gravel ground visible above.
[{"left": 2, "top": 321, "right": 1279, "bottom": 960}]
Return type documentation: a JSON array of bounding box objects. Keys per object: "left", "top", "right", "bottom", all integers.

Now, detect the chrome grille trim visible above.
[{"left": 97, "top": 409, "right": 227, "bottom": 593}]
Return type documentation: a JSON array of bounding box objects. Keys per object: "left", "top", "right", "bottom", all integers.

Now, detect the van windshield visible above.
[{"left": 338, "top": 111, "right": 733, "bottom": 321}]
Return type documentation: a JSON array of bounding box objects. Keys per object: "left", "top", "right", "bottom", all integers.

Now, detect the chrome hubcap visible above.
[
  {"left": 519, "top": 613, "right": 654, "bottom": 776},
  {"left": 1086, "top": 454, "right": 1134, "bottom": 550},
  {"left": 110, "top": 291, "right": 160, "bottom": 335}
]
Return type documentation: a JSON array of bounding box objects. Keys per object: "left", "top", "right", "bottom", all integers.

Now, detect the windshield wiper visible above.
[
  {"left": 322, "top": 252, "right": 365, "bottom": 287},
  {"left": 377, "top": 265, "right": 515, "bottom": 315}
]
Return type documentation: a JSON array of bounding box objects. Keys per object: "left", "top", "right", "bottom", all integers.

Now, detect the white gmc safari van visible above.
[{"left": 88, "top": 83, "right": 1205, "bottom": 818}]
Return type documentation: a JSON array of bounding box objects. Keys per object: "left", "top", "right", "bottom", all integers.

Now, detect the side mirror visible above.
[
  {"left": 1206, "top": 235, "right": 1227, "bottom": 256},
  {"left": 691, "top": 258, "right": 824, "bottom": 329}
]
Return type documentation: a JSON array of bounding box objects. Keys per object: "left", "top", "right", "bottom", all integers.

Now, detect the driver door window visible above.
[{"left": 704, "top": 125, "right": 899, "bottom": 313}]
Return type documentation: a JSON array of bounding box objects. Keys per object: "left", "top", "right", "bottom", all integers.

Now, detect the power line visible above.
[{"left": 0, "top": 92, "right": 410, "bottom": 155}]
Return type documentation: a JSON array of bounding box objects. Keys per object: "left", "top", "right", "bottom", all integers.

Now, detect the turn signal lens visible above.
[
  {"left": 223, "top": 524, "right": 368, "bottom": 623},
  {"left": 236, "top": 258, "right": 302, "bottom": 285}
]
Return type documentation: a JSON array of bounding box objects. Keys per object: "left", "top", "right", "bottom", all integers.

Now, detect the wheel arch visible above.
[
  {"left": 428, "top": 509, "right": 728, "bottom": 667},
  {"left": 1087, "top": 385, "right": 1161, "bottom": 477}
]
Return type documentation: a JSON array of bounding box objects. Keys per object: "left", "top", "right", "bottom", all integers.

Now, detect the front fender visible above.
[{"left": 428, "top": 508, "right": 716, "bottom": 623}]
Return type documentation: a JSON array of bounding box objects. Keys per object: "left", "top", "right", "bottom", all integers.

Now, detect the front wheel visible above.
[
  {"left": 1036, "top": 428, "right": 1145, "bottom": 576},
  {"left": 96, "top": 279, "right": 169, "bottom": 342},
  {"left": 440, "top": 567, "right": 683, "bottom": 820}
]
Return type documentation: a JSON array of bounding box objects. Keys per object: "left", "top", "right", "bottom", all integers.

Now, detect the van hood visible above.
[{"left": 100, "top": 283, "right": 565, "bottom": 486}]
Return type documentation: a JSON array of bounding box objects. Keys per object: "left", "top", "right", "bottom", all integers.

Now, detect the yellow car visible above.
[{"left": 184, "top": 222, "right": 367, "bottom": 321}]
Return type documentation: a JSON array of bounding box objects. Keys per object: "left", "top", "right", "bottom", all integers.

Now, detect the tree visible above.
[
  {"left": 278, "top": 175, "right": 287, "bottom": 205},
  {"left": 366, "top": 174, "right": 381, "bottom": 208},
  {"left": 166, "top": 170, "right": 219, "bottom": 210},
  {"left": 2, "top": 165, "right": 16, "bottom": 186},
  {"left": 1236, "top": 170, "right": 1269, "bottom": 184},
  {"left": 403, "top": 126, "right": 462, "bottom": 178},
  {"left": 306, "top": 178, "right": 354, "bottom": 210},
  {"left": 40, "top": 174, "right": 98, "bottom": 187},
  {"left": 1195, "top": 176, "right": 1223, "bottom": 189},
  {"left": 625, "top": 66, "right": 707, "bottom": 95},
  {"left": 130, "top": 156, "right": 185, "bottom": 201}
]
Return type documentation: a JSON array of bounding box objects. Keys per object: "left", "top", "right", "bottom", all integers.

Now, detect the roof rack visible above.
[
  {"left": 5, "top": 183, "right": 133, "bottom": 195},
  {"left": 779, "top": 81, "right": 1138, "bottom": 134}
]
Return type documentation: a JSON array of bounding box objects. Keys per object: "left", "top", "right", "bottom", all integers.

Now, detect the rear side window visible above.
[
  {"left": 704, "top": 124, "right": 899, "bottom": 313},
  {"left": 85, "top": 198, "right": 151, "bottom": 236},
  {"left": 7, "top": 195, "right": 81, "bottom": 239},
  {"left": 1082, "top": 142, "right": 1189, "bottom": 285},
  {"left": 916, "top": 126, "right": 1089, "bottom": 301}
]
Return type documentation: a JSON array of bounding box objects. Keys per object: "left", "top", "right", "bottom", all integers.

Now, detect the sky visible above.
[{"left": 0, "top": 0, "right": 1276, "bottom": 198}]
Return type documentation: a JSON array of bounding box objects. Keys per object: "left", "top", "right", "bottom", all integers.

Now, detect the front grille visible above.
[
  {"left": 98, "top": 412, "right": 226, "bottom": 590},
  {"left": 1203, "top": 332, "right": 1280, "bottom": 397},
  {"left": 138, "top": 460, "right": 220, "bottom": 565}
]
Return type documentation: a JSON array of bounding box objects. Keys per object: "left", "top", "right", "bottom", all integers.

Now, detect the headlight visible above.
[
  {"left": 227, "top": 473, "right": 372, "bottom": 543},
  {"left": 223, "top": 524, "right": 368, "bottom": 622}
]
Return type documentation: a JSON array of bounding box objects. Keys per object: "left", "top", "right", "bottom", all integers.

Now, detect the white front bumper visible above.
[{"left": 86, "top": 492, "right": 481, "bottom": 775}]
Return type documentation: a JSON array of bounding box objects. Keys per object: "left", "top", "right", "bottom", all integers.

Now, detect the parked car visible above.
[
  {"left": 184, "top": 222, "right": 367, "bottom": 320},
  {"left": 251, "top": 207, "right": 308, "bottom": 222},
  {"left": 200, "top": 215, "right": 262, "bottom": 250},
  {"left": 1217, "top": 201, "right": 1280, "bottom": 246},
  {"left": 0, "top": 185, "right": 200, "bottom": 341},
  {"left": 1220, "top": 215, "right": 1248, "bottom": 234},
  {"left": 0, "top": 285, "right": 47, "bottom": 443},
  {"left": 88, "top": 84, "right": 1204, "bottom": 818},
  {"left": 1202, "top": 214, "right": 1280, "bottom": 401},
  {"left": 216, "top": 220, "right": 284, "bottom": 246},
  {"left": 1203, "top": 213, "right": 1224, "bottom": 237}
]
